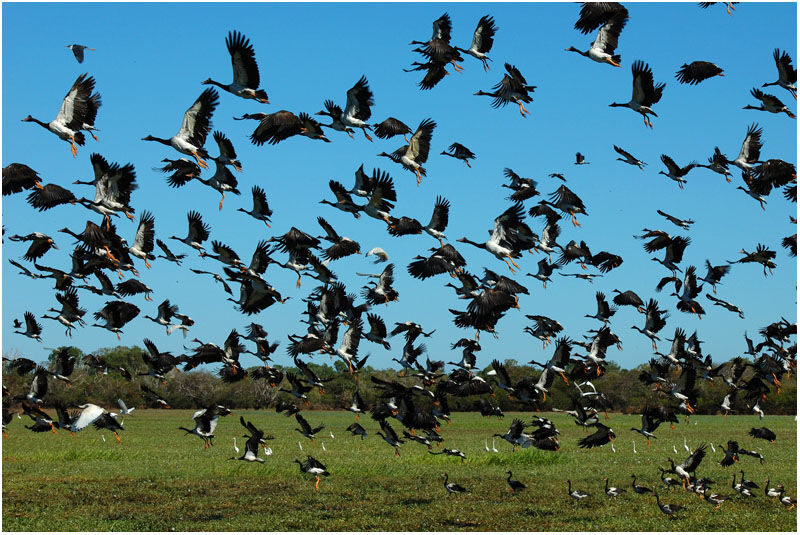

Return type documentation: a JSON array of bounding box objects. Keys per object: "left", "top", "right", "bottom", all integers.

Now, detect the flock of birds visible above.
[{"left": 2, "top": 2, "right": 797, "bottom": 519}]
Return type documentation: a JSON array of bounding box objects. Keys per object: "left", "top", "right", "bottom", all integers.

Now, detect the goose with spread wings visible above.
[
  {"left": 567, "top": 2, "right": 628, "bottom": 67},
  {"left": 22, "top": 73, "right": 101, "bottom": 157},
  {"left": 317, "top": 76, "right": 375, "bottom": 141},
  {"left": 378, "top": 118, "right": 436, "bottom": 185},
  {"left": 456, "top": 15, "right": 498, "bottom": 71},
  {"left": 610, "top": 60, "right": 665, "bottom": 128},
  {"left": 142, "top": 88, "right": 219, "bottom": 169},
  {"left": 762, "top": 48, "right": 796, "bottom": 99},
  {"left": 203, "top": 30, "right": 269, "bottom": 103},
  {"left": 475, "top": 63, "right": 536, "bottom": 117}
]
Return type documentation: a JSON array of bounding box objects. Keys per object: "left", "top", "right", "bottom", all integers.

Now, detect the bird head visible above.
[{"left": 21, "top": 115, "right": 34, "bottom": 122}]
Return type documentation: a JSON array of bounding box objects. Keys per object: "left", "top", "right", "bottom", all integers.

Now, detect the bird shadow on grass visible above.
[
  {"left": 400, "top": 497, "right": 434, "bottom": 506},
  {"left": 443, "top": 518, "right": 481, "bottom": 528}
]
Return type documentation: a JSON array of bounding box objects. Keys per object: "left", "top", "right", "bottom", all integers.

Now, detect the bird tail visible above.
[{"left": 73, "top": 132, "right": 86, "bottom": 146}]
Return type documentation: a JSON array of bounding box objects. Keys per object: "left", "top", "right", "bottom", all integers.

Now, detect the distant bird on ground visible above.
[
  {"left": 610, "top": 60, "right": 665, "bottom": 128},
  {"left": 675, "top": 61, "right": 724, "bottom": 84},
  {"left": 475, "top": 63, "right": 536, "bottom": 117},
  {"left": 653, "top": 492, "right": 684, "bottom": 517},
  {"left": 442, "top": 472, "right": 467, "bottom": 495},
  {"left": 294, "top": 455, "right": 329, "bottom": 491},
  {"left": 567, "top": 480, "right": 590, "bottom": 500},
  {"left": 605, "top": 478, "right": 627, "bottom": 498},
  {"left": 178, "top": 402, "right": 231, "bottom": 449},
  {"left": 749, "top": 427, "right": 776, "bottom": 443},
  {"left": 506, "top": 471, "right": 527, "bottom": 492},
  {"left": 631, "top": 474, "right": 652, "bottom": 494},
  {"left": 203, "top": 30, "right": 269, "bottom": 103},
  {"left": 229, "top": 417, "right": 272, "bottom": 463},
  {"left": 142, "top": 88, "right": 219, "bottom": 169},
  {"left": 441, "top": 143, "right": 476, "bottom": 167},
  {"left": 66, "top": 44, "right": 95, "bottom": 63}
]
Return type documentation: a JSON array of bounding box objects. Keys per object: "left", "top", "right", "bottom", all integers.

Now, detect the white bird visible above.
[
  {"left": 491, "top": 437, "right": 499, "bottom": 453},
  {"left": 683, "top": 436, "right": 690, "bottom": 453},
  {"left": 673, "top": 445, "right": 678, "bottom": 454},
  {"left": 329, "top": 431, "right": 335, "bottom": 440},
  {"left": 484, "top": 439, "right": 490, "bottom": 452},
  {"left": 233, "top": 437, "right": 240, "bottom": 454},
  {"left": 321, "top": 441, "right": 327, "bottom": 452},
  {"left": 117, "top": 398, "right": 135, "bottom": 416},
  {"left": 101, "top": 434, "right": 105, "bottom": 442},
  {"left": 633, "top": 441, "right": 637, "bottom": 454},
  {"left": 611, "top": 442, "right": 616, "bottom": 453},
  {"left": 710, "top": 443, "right": 716, "bottom": 453},
  {"left": 365, "top": 247, "right": 389, "bottom": 263},
  {"left": 298, "top": 441, "right": 303, "bottom": 451},
  {"left": 264, "top": 446, "right": 273, "bottom": 456}
]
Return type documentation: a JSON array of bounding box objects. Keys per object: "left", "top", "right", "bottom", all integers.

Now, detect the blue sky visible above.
[{"left": 2, "top": 2, "right": 796, "bottom": 372}]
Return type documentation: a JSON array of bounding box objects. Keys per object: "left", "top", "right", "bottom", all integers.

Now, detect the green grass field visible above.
[{"left": 2, "top": 410, "right": 796, "bottom": 531}]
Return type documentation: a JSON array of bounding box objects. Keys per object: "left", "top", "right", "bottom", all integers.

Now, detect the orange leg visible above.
[
  {"left": 193, "top": 152, "right": 208, "bottom": 169},
  {"left": 70, "top": 136, "right": 78, "bottom": 157},
  {"left": 219, "top": 192, "right": 225, "bottom": 211}
]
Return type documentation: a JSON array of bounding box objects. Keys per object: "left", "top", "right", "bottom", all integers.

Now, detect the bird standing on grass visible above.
[
  {"left": 506, "top": 471, "right": 527, "bottom": 492},
  {"left": 442, "top": 473, "right": 467, "bottom": 495},
  {"left": 295, "top": 455, "right": 329, "bottom": 491}
]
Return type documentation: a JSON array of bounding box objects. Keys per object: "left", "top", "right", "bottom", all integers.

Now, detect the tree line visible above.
[{"left": 3, "top": 345, "right": 795, "bottom": 415}]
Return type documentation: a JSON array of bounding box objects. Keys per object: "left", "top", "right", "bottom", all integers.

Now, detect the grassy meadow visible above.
[{"left": 2, "top": 410, "right": 797, "bottom": 531}]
